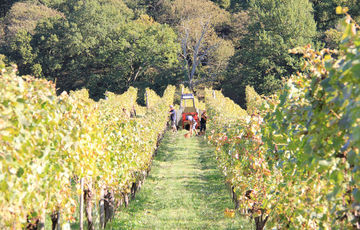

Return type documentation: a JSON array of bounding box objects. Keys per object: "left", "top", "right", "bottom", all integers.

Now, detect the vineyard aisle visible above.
[{"left": 107, "top": 130, "right": 251, "bottom": 230}]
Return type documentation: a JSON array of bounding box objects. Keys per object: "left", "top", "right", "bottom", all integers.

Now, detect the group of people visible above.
[
  {"left": 169, "top": 105, "right": 207, "bottom": 136},
  {"left": 122, "top": 106, "right": 137, "bottom": 118}
]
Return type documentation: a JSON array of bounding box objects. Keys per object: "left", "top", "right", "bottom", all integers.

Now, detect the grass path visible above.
[{"left": 107, "top": 130, "right": 251, "bottom": 230}]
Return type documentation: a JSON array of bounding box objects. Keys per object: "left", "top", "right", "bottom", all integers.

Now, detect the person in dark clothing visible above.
[
  {"left": 200, "top": 110, "right": 207, "bottom": 135},
  {"left": 130, "top": 105, "right": 137, "bottom": 118},
  {"left": 169, "top": 105, "right": 177, "bottom": 132}
]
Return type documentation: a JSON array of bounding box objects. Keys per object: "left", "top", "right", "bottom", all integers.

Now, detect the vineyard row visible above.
[
  {"left": 205, "top": 17, "right": 359, "bottom": 230},
  {"left": 0, "top": 66, "right": 175, "bottom": 229}
]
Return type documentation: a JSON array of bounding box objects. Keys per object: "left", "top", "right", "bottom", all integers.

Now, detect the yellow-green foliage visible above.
[
  {"left": 196, "top": 101, "right": 206, "bottom": 110},
  {"left": 205, "top": 88, "right": 274, "bottom": 230},
  {"left": 103, "top": 87, "right": 140, "bottom": 117},
  {"left": 104, "top": 86, "right": 137, "bottom": 109},
  {"left": 245, "top": 85, "right": 263, "bottom": 115},
  {"left": 204, "top": 88, "right": 247, "bottom": 129},
  {"left": 162, "top": 85, "right": 176, "bottom": 107},
  {"left": 205, "top": 16, "right": 360, "bottom": 229},
  {"left": 145, "top": 88, "right": 161, "bottom": 108},
  {"left": 3, "top": 2, "right": 63, "bottom": 37},
  {"left": 0, "top": 68, "right": 175, "bottom": 227},
  {"left": 0, "top": 70, "right": 87, "bottom": 226}
]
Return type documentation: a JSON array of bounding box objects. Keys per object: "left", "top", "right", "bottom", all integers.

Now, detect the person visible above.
[
  {"left": 130, "top": 105, "right": 137, "bottom": 118},
  {"left": 200, "top": 110, "right": 207, "bottom": 135},
  {"left": 186, "top": 115, "right": 197, "bottom": 136},
  {"left": 122, "top": 108, "right": 130, "bottom": 118},
  {"left": 169, "top": 105, "right": 177, "bottom": 132}
]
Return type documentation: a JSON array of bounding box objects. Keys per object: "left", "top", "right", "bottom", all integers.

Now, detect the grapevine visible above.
[
  {"left": 0, "top": 66, "right": 175, "bottom": 228},
  {"left": 205, "top": 15, "right": 360, "bottom": 229}
]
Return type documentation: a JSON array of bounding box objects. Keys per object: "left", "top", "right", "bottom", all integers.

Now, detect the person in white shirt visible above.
[{"left": 186, "top": 115, "right": 197, "bottom": 136}]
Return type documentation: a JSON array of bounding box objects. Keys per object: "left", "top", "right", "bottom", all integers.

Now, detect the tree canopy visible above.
[
  {"left": 223, "top": 0, "right": 317, "bottom": 107},
  {"left": 0, "top": 0, "right": 357, "bottom": 103},
  {"left": 0, "top": 2, "right": 62, "bottom": 75},
  {"left": 155, "top": 0, "right": 235, "bottom": 88},
  {"left": 1, "top": 0, "right": 179, "bottom": 99}
]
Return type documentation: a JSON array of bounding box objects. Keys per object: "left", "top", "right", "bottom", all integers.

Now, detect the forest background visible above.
[{"left": 1, "top": 0, "right": 359, "bottom": 107}]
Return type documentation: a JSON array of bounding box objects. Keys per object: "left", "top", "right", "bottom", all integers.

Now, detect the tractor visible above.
[{"left": 176, "top": 93, "right": 201, "bottom": 130}]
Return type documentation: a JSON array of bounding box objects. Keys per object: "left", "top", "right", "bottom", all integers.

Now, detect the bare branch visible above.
[
  {"left": 189, "top": 20, "right": 210, "bottom": 87},
  {"left": 133, "top": 66, "right": 142, "bottom": 82},
  {"left": 193, "top": 72, "right": 218, "bottom": 86},
  {"left": 198, "top": 43, "right": 219, "bottom": 61},
  {"left": 179, "top": 17, "right": 219, "bottom": 90},
  {"left": 181, "top": 28, "right": 191, "bottom": 81}
]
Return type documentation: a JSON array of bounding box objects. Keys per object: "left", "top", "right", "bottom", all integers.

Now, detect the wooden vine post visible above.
[
  {"left": 79, "top": 178, "right": 84, "bottom": 230},
  {"left": 99, "top": 188, "right": 105, "bottom": 229}
]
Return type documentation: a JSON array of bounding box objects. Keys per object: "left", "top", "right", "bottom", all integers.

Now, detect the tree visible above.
[
  {"left": 310, "top": 0, "right": 360, "bottom": 47},
  {"left": 210, "top": 0, "right": 231, "bottom": 9},
  {"left": 0, "top": 18, "right": 5, "bottom": 51},
  {"left": 223, "top": 0, "right": 317, "bottom": 107},
  {"left": 181, "top": 21, "right": 212, "bottom": 90},
  {"left": 1, "top": 2, "right": 62, "bottom": 75},
  {"left": 154, "top": 0, "right": 234, "bottom": 90},
  {"left": 0, "top": 0, "right": 18, "bottom": 17},
  {"left": 2, "top": 2, "right": 62, "bottom": 40},
  {"left": 310, "top": 0, "right": 360, "bottom": 32},
  {"left": 229, "top": 0, "right": 251, "bottom": 12},
  {"left": 32, "top": 0, "right": 179, "bottom": 99},
  {"left": 122, "top": 0, "right": 152, "bottom": 18},
  {"left": 227, "top": 11, "right": 250, "bottom": 46},
  {"left": 85, "top": 15, "right": 180, "bottom": 98}
]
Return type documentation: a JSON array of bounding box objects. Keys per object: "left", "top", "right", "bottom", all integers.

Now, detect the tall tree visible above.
[
  {"left": 123, "top": 0, "right": 168, "bottom": 21},
  {"left": 0, "top": 2, "right": 62, "bottom": 75},
  {"left": 210, "top": 0, "right": 231, "bottom": 9},
  {"left": 310, "top": 0, "right": 360, "bottom": 48},
  {"left": 32, "top": 0, "right": 179, "bottom": 99},
  {"left": 229, "top": 0, "right": 251, "bottom": 12},
  {"left": 310, "top": 0, "right": 360, "bottom": 32},
  {"left": 0, "top": 0, "right": 18, "bottom": 17},
  {"left": 223, "top": 0, "right": 317, "bottom": 107},
  {"left": 154, "top": 0, "right": 234, "bottom": 89}
]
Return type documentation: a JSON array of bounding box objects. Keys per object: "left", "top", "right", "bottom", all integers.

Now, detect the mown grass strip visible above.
[{"left": 107, "top": 130, "right": 251, "bottom": 229}]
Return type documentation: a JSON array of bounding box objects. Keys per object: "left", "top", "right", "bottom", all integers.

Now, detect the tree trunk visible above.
[
  {"left": 104, "top": 190, "right": 115, "bottom": 228},
  {"left": 115, "top": 196, "right": 123, "bottom": 209},
  {"left": 231, "top": 187, "right": 239, "bottom": 210},
  {"left": 254, "top": 214, "right": 268, "bottom": 230},
  {"left": 131, "top": 182, "right": 137, "bottom": 200},
  {"left": 79, "top": 178, "right": 84, "bottom": 230},
  {"left": 123, "top": 192, "right": 129, "bottom": 208},
  {"left": 50, "top": 211, "right": 60, "bottom": 230},
  {"left": 84, "top": 188, "right": 95, "bottom": 230},
  {"left": 99, "top": 189, "right": 105, "bottom": 229},
  {"left": 138, "top": 177, "right": 143, "bottom": 192},
  {"left": 147, "top": 166, "right": 151, "bottom": 176}
]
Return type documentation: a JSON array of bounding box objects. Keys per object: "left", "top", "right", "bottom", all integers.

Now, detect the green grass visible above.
[{"left": 106, "top": 130, "right": 252, "bottom": 230}]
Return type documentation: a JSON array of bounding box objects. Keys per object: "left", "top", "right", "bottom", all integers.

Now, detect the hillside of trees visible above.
[{"left": 1, "top": 0, "right": 359, "bottom": 106}]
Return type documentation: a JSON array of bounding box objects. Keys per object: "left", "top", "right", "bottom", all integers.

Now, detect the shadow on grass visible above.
[
  {"left": 181, "top": 137, "right": 251, "bottom": 229},
  {"left": 154, "top": 134, "right": 183, "bottom": 163},
  {"left": 105, "top": 132, "right": 179, "bottom": 229},
  {"left": 105, "top": 131, "right": 251, "bottom": 230}
]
